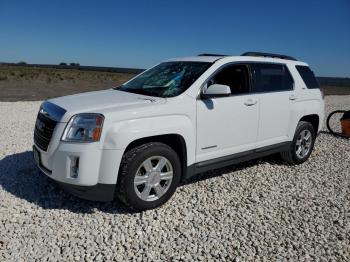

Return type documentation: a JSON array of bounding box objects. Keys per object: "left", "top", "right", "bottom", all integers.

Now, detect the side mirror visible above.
[{"left": 201, "top": 84, "right": 231, "bottom": 99}]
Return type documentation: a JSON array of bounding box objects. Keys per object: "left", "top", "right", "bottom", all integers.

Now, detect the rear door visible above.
[{"left": 251, "top": 63, "right": 295, "bottom": 148}]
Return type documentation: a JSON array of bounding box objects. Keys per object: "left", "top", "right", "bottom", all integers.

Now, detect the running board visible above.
[{"left": 185, "top": 142, "right": 291, "bottom": 179}]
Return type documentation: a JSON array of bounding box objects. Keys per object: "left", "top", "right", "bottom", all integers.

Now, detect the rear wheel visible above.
[
  {"left": 281, "top": 121, "right": 316, "bottom": 165},
  {"left": 116, "top": 142, "right": 181, "bottom": 211}
]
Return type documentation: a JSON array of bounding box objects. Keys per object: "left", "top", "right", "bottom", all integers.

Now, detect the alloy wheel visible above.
[
  {"left": 295, "top": 129, "right": 312, "bottom": 159},
  {"left": 133, "top": 156, "right": 174, "bottom": 201}
]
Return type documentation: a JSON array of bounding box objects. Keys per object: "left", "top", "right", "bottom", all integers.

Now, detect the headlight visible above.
[{"left": 62, "top": 114, "right": 104, "bottom": 142}]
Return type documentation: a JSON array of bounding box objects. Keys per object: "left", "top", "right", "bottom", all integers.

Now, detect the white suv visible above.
[{"left": 33, "top": 52, "right": 324, "bottom": 210}]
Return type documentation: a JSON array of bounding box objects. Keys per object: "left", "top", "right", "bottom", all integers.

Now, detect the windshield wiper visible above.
[{"left": 118, "top": 87, "right": 159, "bottom": 97}]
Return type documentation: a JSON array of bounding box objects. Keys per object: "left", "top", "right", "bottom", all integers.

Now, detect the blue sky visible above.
[{"left": 1, "top": 0, "right": 349, "bottom": 77}]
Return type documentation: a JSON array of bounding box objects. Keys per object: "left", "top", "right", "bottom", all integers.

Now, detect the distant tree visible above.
[
  {"left": 69, "top": 62, "right": 80, "bottom": 67},
  {"left": 17, "top": 61, "right": 27, "bottom": 65},
  {"left": 59, "top": 62, "right": 67, "bottom": 66}
]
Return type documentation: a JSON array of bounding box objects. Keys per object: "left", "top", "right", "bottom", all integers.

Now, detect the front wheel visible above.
[
  {"left": 281, "top": 121, "right": 316, "bottom": 165},
  {"left": 116, "top": 142, "right": 181, "bottom": 211}
]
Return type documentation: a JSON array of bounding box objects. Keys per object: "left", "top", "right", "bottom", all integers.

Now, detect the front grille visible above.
[{"left": 34, "top": 113, "right": 57, "bottom": 151}]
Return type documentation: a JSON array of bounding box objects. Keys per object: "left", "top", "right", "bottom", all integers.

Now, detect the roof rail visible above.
[
  {"left": 241, "top": 52, "right": 297, "bottom": 61},
  {"left": 198, "top": 53, "right": 227, "bottom": 57}
]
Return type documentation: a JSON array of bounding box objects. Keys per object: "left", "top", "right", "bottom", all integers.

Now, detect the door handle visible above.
[
  {"left": 289, "top": 94, "right": 297, "bottom": 100},
  {"left": 244, "top": 99, "right": 257, "bottom": 106}
]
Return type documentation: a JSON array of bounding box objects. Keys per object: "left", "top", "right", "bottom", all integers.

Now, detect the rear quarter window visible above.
[
  {"left": 296, "top": 65, "right": 320, "bottom": 89},
  {"left": 251, "top": 63, "right": 294, "bottom": 93}
]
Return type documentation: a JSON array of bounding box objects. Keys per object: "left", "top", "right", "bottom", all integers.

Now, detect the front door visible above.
[{"left": 196, "top": 64, "right": 259, "bottom": 162}]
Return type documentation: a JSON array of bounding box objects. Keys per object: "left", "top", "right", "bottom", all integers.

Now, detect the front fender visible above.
[{"left": 101, "top": 115, "right": 196, "bottom": 165}]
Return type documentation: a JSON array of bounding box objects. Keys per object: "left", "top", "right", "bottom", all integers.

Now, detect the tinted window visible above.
[
  {"left": 252, "top": 63, "right": 293, "bottom": 93},
  {"left": 296, "top": 65, "right": 320, "bottom": 89},
  {"left": 208, "top": 64, "right": 250, "bottom": 95}
]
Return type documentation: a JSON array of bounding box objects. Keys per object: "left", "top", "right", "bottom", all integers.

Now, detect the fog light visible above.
[{"left": 70, "top": 157, "right": 79, "bottom": 178}]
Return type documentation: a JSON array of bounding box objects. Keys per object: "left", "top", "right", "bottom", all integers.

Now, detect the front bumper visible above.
[
  {"left": 33, "top": 141, "right": 124, "bottom": 201},
  {"left": 42, "top": 171, "right": 116, "bottom": 201},
  {"left": 35, "top": 152, "right": 116, "bottom": 202}
]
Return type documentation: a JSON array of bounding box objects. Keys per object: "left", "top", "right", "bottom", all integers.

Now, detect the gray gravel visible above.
[{"left": 0, "top": 96, "right": 349, "bottom": 261}]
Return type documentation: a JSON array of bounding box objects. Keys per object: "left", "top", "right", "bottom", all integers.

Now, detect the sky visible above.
[{"left": 0, "top": 0, "right": 349, "bottom": 77}]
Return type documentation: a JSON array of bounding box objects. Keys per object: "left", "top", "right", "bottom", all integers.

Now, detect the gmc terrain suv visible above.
[{"left": 33, "top": 52, "right": 324, "bottom": 210}]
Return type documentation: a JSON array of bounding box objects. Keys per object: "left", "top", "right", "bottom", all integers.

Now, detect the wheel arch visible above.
[
  {"left": 299, "top": 114, "right": 320, "bottom": 134},
  {"left": 122, "top": 134, "right": 188, "bottom": 182}
]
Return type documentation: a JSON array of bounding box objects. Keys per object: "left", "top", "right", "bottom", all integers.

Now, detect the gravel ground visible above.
[{"left": 0, "top": 96, "right": 349, "bottom": 261}]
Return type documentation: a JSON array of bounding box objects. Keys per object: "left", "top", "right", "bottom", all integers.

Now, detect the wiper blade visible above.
[
  {"left": 113, "top": 85, "right": 123, "bottom": 90},
  {"left": 118, "top": 88, "right": 154, "bottom": 96}
]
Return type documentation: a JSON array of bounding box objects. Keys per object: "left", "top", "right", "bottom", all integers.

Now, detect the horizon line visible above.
[{"left": 1, "top": 61, "right": 350, "bottom": 79}]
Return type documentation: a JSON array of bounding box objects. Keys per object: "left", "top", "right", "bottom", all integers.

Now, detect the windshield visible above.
[{"left": 117, "top": 62, "right": 211, "bottom": 98}]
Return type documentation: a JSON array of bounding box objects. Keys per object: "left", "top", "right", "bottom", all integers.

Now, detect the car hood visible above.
[{"left": 48, "top": 89, "right": 166, "bottom": 122}]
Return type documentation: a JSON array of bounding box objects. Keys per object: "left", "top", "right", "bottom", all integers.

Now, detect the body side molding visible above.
[{"left": 185, "top": 141, "right": 291, "bottom": 179}]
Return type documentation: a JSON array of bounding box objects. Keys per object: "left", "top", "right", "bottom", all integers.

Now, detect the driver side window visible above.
[{"left": 208, "top": 64, "right": 250, "bottom": 95}]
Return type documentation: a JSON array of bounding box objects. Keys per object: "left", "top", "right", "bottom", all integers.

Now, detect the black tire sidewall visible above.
[
  {"left": 121, "top": 144, "right": 181, "bottom": 211},
  {"left": 291, "top": 122, "right": 316, "bottom": 164}
]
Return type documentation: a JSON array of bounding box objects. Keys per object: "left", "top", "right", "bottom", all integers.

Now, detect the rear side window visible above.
[
  {"left": 296, "top": 65, "right": 320, "bottom": 89},
  {"left": 251, "top": 63, "right": 294, "bottom": 93}
]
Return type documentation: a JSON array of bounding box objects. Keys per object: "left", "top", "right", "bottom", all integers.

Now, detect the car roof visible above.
[
  {"left": 167, "top": 55, "right": 308, "bottom": 66},
  {"left": 167, "top": 55, "right": 225, "bottom": 63}
]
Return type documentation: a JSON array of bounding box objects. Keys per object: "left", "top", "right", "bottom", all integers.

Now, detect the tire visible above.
[
  {"left": 280, "top": 121, "right": 316, "bottom": 165},
  {"left": 116, "top": 142, "right": 181, "bottom": 211}
]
